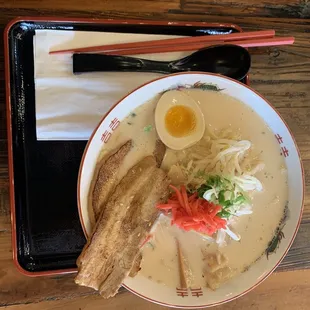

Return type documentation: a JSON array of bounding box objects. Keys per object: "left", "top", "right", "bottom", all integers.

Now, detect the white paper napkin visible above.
[{"left": 34, "top": 30, "right": 190, "bottom": 140}]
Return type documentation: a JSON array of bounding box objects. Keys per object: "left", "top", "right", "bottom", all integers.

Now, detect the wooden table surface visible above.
[{"left": 0, "top": 1, "right": 310, "bottom": 309}]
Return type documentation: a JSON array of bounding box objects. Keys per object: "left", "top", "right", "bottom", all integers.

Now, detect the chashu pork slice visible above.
[
  {"left": 153, "top": 139, "right": 166, "bottom": 168},
  {"left": 129, "top": 252, "right": 142, "bottom": 278},
  {"left": 92, "top": 140, "right": 132, "bottom": 222},
  {"left": 75, "top": 156, "right": 170, "bottom": 298}
]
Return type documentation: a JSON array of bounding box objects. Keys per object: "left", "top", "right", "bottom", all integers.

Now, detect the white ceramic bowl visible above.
[{"left": 77, "top": 72, "right": 304, "bottom": 308}]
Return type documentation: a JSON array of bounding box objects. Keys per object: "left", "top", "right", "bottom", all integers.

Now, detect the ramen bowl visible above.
[{"left": 78, "top": 72, "right": 304, "bottom": 308}]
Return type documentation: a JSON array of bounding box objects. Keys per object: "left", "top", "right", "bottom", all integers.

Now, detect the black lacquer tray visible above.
[{"left": 4, "top": 17, "right": 247, "bottom": 275}]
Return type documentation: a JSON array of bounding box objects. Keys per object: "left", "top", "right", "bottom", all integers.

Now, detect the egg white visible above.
[{"left": 155, "top": 90, "right": 205, "bottom": 150}]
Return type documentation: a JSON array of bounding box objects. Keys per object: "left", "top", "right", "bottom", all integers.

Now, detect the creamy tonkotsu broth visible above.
[{"left": 99, "top": 89, "right": 288, "bottom": 290}]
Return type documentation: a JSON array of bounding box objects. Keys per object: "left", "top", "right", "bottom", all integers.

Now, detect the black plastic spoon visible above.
[{"left": 72, "top": 45, "right": 251, "bottom": 81}]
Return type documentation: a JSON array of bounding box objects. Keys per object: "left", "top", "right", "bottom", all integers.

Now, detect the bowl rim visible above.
[{"left": 77, "top": 72, "right": 305, "bottom": 308}]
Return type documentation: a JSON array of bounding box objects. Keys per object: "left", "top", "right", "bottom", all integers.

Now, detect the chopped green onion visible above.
[
  {"left": 143, "top": 125, "right": 153, "bottom": 132},
  {"left": 197, "top": 174, "right": 249, "bottom": 220},
  {"left": 234, "top": 195, "right": 246, "bottom": 205},
  {"left": 218, "top": 209, "right": 231, "bottom": 219}
]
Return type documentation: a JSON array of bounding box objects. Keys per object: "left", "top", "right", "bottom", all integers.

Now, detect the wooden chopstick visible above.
[
  {"left": 232, "top": 36, "right": 295, "bottom": 47},
  {"left": 99, "top": 36, "right": 295, "bottom": 56},
  {"left": 100, "top": 41, "right": 224, "bottom": 55},
  {"left": 49, "top": 30, "right": 275, "bottom": 55}
]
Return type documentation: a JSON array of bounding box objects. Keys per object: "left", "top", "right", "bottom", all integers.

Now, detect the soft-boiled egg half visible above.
[{"left": 155, "top": 90, "right": 205, "bottom": 150}]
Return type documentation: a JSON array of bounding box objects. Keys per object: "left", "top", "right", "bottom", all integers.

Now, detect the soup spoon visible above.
[{"left": 72, "top": 45, "right": 251, "bottom": 81}]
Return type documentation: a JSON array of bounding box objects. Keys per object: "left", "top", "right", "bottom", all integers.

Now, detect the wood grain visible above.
[
  {"left": 2, "top": 0, "right": 310, "bottom": 18},
  {"left": 179, "top": 0, "right": 310, "bottom": 18},
  {"left": 0, "top": 0, "right": 180, "bottom": 13},
  {"left": 3, "top": 270, "right": 310, "bottom": 310},
  {"left": 0, "top": 0, "right": 310, "bottom": 309}
]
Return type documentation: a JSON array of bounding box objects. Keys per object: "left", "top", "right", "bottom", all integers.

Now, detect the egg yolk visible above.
[{"left": 165, "top": 105, "right": 197, "bottom": 138}]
